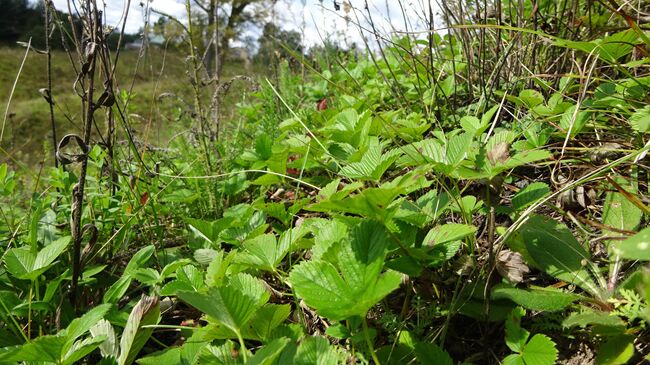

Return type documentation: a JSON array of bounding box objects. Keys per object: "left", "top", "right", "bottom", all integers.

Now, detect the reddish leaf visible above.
[
  {"left": 140, "top": 192, "right": 149, "bottom": 205},
  {"left": 316, "top": 98, "right": 328, "bottom": 110}
]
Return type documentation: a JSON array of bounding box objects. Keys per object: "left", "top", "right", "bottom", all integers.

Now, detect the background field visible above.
[{"left": 0, "top": 47, "right": 253, "bottom": 167}]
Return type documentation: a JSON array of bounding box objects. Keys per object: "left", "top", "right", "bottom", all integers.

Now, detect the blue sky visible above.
[{"left": 48, "top": 0, "right": 438, "bottom": 48}]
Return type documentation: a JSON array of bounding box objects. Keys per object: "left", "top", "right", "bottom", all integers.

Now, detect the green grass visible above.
[{"left": 0, "top": 46, "right": 253, "bottom": 166}]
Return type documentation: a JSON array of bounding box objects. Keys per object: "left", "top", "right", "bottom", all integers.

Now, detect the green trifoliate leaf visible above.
[
  {"left": 289, "top": 221, "right": 402, "bottom": 320},
  {"left": 292, "top": 336, "right": 340, "bottom": 365},
  {"left": 234, "top": 233, "right": 290, "bottom": 272},
  {"left": 196, "top": 341, "right": 245, "bottom": 364},
  {"left": 522, "top": 333, "right": 557, "bottom": 365},
  {"left": 629, "top": 106, "right": 650, "bottom": 133},
  {"left": 178, "top": 273, "right": 270, "bottom": 336},
  {"left": 339, "top": 138, "right": 401, "bottom": 181},
  {"left": 504, "top": 308, "right": 558, "bottom": 365},
  {"left": 160, "top": 265, "right": 205, "bottom": 296},
  {"left": 4, "top": 236, "right": 70, "bottom": 280},
  {"left": 245, "top": 304, "right": 292, "bottom": 341},
  {"left": 521, "top": 334, "right": 558, "bottom": 365},
  {"left": 246, "top": 337, "right": 290, "bottom": 365},
  {"left": 503, "top": 354, "right": 526, "bottom": 365}
]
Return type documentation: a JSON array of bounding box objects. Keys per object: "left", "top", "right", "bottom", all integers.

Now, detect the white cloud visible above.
[
  {"left": 267, "top": 0, "right": 440, "bottom": 48},
  {"left": 50, "top": 0, "right": 185, "bottom": 34},
  {"left": 48, "top": 0, "right": 439, "bottom": 48}
]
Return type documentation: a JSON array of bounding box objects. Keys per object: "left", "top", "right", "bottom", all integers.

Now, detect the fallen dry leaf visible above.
[
  {"left": 488, "top": 142, "right": 510, "bottom": 165},
  {"left": 496, "top": 249, "right": 530, "bottom": 283}
]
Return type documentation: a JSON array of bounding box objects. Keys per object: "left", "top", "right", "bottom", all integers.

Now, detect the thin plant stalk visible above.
[
  {"left": 363, "top": 316, "right": 381, "bottom": 365},
  {"left": 69, "top": 0, "right": 100, "bottom": 309},
  {"left": 44, "top": 1, "right": 58, "bottom": 167},
  {"left": 1, "top": 38, "right": 31, "bottom": 143}
]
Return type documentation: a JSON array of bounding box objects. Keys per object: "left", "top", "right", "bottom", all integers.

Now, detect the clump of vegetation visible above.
[{"left": 1, "top": 0, "right": 649, "bottom": 364}]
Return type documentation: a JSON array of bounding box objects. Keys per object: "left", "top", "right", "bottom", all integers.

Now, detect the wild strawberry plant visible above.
[{"left": 1, "top": 0, "right": 650, "bottom": 364}]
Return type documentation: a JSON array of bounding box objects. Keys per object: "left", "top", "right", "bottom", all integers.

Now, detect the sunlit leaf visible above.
[
  {"left": 521, "top": 334, "right": 558, "bottom": 365},
  {"left": 602, "top": 178, "right": 642, "bottom": 239},
  {"left": 629, "top": 106, "right": 650, "bottom": 133},
  {"left": 505, "top": 307, "right": 529, "bottom": 353},
  {"left": 291, "top": 336, "right": 339, "bottom": 365},
  {"left": 63, "top": 336, "right": 107, "bottom": 365},
  {"left": 178, "top": 273, "right": 269, "bottom": 336},
  {"left": 596, "top": 335, "right": 635, "bottom": 365},
  {"left": 507, "top": 215, "right": 603, "bottom": 297},
  {"left": 289, "top": 221, "right": 402, "bottom": 320},
  {"left": 196, "top": 340, "right": 245, "bottom": 365},
  {"left": 340, "top": 138, "right": 401, "bottom": 181},
  {"left": 234, "top": 234, "right": 288, "bottom": 272},
  {"left": 563, "top": 309, "right": 626, "bottom": 334},
  {"left": 554, "top": 29, "right": 638, "bottom": 63},
  {"left": 422, "top": 224, "right": 476, "bottom": 246},
  {"left": 247, "top": 337, "right": 290, "bottom": 365},
  {"left": 512, "top": 182, "right": 550, "bottom": 211},
  {"left": 65, "top": 304, "right": 113, "bottom": 346},
  {"left": 611, "top": 228, "right": 650, "bottom": 261},
  {"left": 90, "top": 319, "right": 118, "bottom": 359},
  {"left": 559, "top": 105, "right": 590, "bottom": 137},
  {"left": 4, "top": 236, "right": 70, "bottom": 280},
  {"left": 245, "top": 304, "right": 291, "bottom": 341},
  {"left": 491, "top": 285, "right": 581, "bottom": 312},
  {"left": 118, "top": 295, "right": 160, "bottom": 365}
]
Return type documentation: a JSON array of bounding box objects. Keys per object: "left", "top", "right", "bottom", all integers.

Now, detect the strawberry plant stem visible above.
[
  {"left": 237, "top": 332, "right": 248, "bottom": 361},
  {"left": 363, "top": 317, "right": 381, "bottom": 365}
]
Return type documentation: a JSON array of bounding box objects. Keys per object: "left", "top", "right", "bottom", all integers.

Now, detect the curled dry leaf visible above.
[
  {"left": 39, "top": 88, "right": 54, "bottom": 105},
  {"left": 135, "top": 294, "right": 159, "bottom": 317},
  {"left": 160, "top": 297, "right": 174, "bottom": 313},
  {"left": 269, "top": 188, "right": 285, "bottom": 201},
  {"left": 96, "top": 89, "right": 115, "bottom": 107},
  {"left": 56, "top": 134, "right": 89, "bottom": 165},
  {"left": 496, "top": 249, "right": 530, "bottom": 283},
  {"left": 557, "top": 186, "right": 595, "bottom": 211},
  {"left": 589, "top": 142, "right": 621, "bottom": 164},
  {"left": 262, "top": 279, "right": 284, "bottom": 299},
  {"left": 453, "top": 254, "right": 475, "bottom": 276},
  {"left": 488, "top": 142, "right": 510, "bottom": 165}
]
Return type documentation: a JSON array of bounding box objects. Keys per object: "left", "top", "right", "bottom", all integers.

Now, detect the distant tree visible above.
[
  {"left": 0, "top": 0, "right": 35, "bottom": 45},
  {"left": 151, "top": 16, "right": 186, "bottom": 48},
  {"left": 0, "top": 1, "right": 86, "bottom": 50},
  {"left": 307, "top": 38, "right": 344, "bottom": 69},
  {"left": 255, "top": 22, "right": 303, "bottom": 68},
  {"left": 106, "top": 32, "right": 140, "bottom": 50},
  {"left": 191, "top": 0, "right": 277, "bottom": 77}
]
